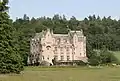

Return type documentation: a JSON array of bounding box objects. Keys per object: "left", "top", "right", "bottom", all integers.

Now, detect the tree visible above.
[{"left": 0, "top": 0, "right": 23, "bottom": 74}]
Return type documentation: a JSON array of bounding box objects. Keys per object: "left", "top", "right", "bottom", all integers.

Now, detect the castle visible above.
[{"left": 27, "top": 28, "right": 87, "bottom": 65}]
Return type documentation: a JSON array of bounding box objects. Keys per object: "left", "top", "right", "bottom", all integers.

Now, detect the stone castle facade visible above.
[{"left": 27, "top": 28, "right": 87, "bottom": 65}]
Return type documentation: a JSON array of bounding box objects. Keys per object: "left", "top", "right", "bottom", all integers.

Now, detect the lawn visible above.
[
  {"left": 0, "top": 66, "right": 120, "bottom": 81},
  {"left": 113, "top": 51, "right": 120, "bottom": 61}
]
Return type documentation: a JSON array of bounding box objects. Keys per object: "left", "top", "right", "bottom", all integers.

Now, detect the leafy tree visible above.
[
  {"left": 88, "top": 51, "right": 100, "bottom": 66},
  {"left": 0, "top": 0, "right": 23, "bottom": 74}
]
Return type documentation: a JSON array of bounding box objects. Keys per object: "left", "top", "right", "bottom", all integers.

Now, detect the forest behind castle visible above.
[{"left": 15, "top": 14, "right": 120, "bottom": 64}]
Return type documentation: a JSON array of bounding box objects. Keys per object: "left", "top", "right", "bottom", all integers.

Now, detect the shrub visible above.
[
  {"left": 40, "top": 61, "right": 50, "bottom": 66},
  {"left": 100, "top": 49, "right": 119, "bottom": 64},
  {"left": 73, "top": 60, "right": 87, "bottom": 66}
]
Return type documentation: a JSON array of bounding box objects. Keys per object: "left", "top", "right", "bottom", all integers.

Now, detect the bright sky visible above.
[{"left": 9, "top": 0, "right": 120, "bottom": 20}]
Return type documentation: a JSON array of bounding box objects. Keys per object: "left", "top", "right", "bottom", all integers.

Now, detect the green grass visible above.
[
  {"left": 113, "top": 51, "right": 120, "bottom": 61},
  {"left": 0, "top": 51, "right": 120, "bottom": 81},
  {"left": 1, "top": 66, "right": 120, "bottom": 81}
]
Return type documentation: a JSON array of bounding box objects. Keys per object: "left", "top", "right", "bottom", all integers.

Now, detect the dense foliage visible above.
[
  {"left": 0, "top": 0, "right": 23, "bottom": 74},
  {"left": 13, "top": 14, "right": 120, "bottom": 65}
]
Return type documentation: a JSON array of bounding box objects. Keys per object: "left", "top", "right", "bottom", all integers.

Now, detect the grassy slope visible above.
[
  {"left": 113, "top": 51, "right": 120, "bottom": 61},
  {"left": 0, "top": 67, "right": 120, "bottom": 81}
]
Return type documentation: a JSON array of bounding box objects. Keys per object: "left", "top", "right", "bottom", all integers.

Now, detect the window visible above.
[
  {"left": 61, "top": 52, "right": 64, "bottom": 54},
  {"left": 55, "top": 47, "right": 57, "bottom": 51},
  {"left": 36, "top": 43, "right": 38, "bottom": 47},
  {"left": 33, "top": 44, "right": 35, "bottom": 48},
  {"left": 32, "top": 55, "right": 34, "bottom": 57},
  {"left": 67, "top": 56, "right": 70, "bottom": 61},
  {"left": 47, "top": 47, "right": 49, "bottom": 50},
  {"left": 74, "top": 36, "right": 78, "bottom": 43},
  {"left": 74, "top": 52, "right": 75, "bottom": 54},
  {"left": 66, "top": 47, "right": 69, "bottom": 51},
  {"left": 61, "top": 56, "right": 64, "bottom": 61},
  {"left": 80, "top": 53, "right": 81, "bottom": 56},
  {"left": 47, "top": 55, "right": 49, "bottom": 60},
  {"left": 66, "top": 52, "right": 70, "bottom": 54},
  {"left": 60, "top": 47, "right": 63, "bottom": 51},
  {"left": 54, "top": 51, "right": 58, "bottom": 54},
  {"left": 60, "top": 47, "right": 64, "bottom": 54},
  {"left": 43, "top": 43, "right": 45, "bottom": 46},
  {"left": 84, "top": 53, "right": 86, "bottom": 56},
  {"left": 43, "top": 56, "right": 44, "bottom": 60},
  {"left": 35, "top": 54, "right": 37, "bottom": 57},
  {"left": 54, "top": 49, "right": 58, "bottom": 54},
  {"left": 32, "top": 43, "right": 34, "bottom": 46},
  {"left": 46, "top": 46, "right": 51, "bottom": 50},
  {"left": 54, "top": 55, "right": 58, "bottom": 60}
]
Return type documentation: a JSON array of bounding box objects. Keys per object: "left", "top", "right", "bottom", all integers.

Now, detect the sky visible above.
[{"left": 9, "top": 0, "right": 120, "bottom": 20}]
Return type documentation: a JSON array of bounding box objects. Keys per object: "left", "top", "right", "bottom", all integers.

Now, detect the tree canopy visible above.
[
  {"left": 13, "top": 14, "right": 120, "bottom": 65},
  {"left": 0, "top": 0, "right": 23, "bottom": 74}
]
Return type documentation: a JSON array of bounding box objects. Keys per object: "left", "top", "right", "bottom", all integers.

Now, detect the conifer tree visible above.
[{"left": 0, "top": 0, "right": 23, "bottom": 74}]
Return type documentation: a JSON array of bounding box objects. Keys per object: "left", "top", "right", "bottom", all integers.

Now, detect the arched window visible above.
[{"left": 46, "top": 46, "right": 51, "bottom": 50}]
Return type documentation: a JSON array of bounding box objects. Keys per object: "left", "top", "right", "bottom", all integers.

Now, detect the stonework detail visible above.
[{"left": 28, "top": 28, "right": 88, "bottom": 65}]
